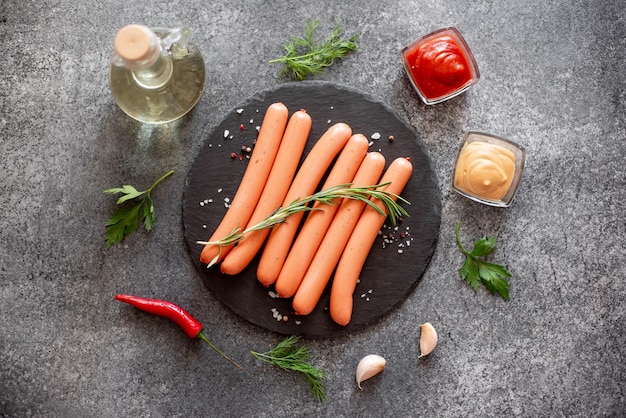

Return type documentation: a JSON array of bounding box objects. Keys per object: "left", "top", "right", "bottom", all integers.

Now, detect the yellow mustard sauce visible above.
[{"left": 454, "top": 141, "right": 516, "bottom": 201}]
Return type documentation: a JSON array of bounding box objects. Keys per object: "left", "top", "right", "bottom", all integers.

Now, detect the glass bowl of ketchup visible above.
[{"left": 401, "top": 27, "right": 480, "bottom": 105}]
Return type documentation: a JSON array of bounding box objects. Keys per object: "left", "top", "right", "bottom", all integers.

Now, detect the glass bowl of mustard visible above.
[
  {"left": 451, "top": 132, "right": 526, "bottom": 207},
  {"left": 401, "top": 27, "right": 480, "bottom": 105}
]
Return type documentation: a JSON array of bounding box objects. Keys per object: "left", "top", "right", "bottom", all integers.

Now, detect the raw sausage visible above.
[
  {"left": 292, "top": 152, "right": 386, "bottom": 315},
  {"left": 330, "top": 157, "right": 413, "bottom": 326},
  {"left": 220, "top": 110, "right": 312, "bottom": 275},
  {"left": 200, "top": 102, "right": 289, "bottom": 265},
  {"left": 256, "top": 123, "right": 353, "bottom": 286},
  {"left": 274, "top": 134, "right": 369, "bottom": 297}
]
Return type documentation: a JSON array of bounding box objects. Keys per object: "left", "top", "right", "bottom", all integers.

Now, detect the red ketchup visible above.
[{"left": 402, "top": 27, "right": 479, "bottom": 105}]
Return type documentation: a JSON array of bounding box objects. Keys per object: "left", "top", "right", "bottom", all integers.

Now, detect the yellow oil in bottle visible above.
[{"left": 109, "top": 26, "right": 206, "bottom": 124}]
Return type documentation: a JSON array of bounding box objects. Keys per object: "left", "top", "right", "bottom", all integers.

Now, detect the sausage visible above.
[
  {"left": 330, "top": 157, "right": 413, "bottom": 326},
  {"left": 291, "top": 152, "right": 386, "bottom": 316},
  {"left": 274, "top": 134, "right": 369, "bottom": 298},
  {"left": 200, "top": 102, "right": 289, "bottom": 265},
  {"left": 256, "top": 123, "right": 353, "bottom": 286},
  {"left": 220, "top": 110, "right": 312, "bottom": 275}
]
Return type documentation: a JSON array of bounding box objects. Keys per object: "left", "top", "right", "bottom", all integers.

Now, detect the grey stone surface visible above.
[{"left": 1, "top": 0, "right": 624, "bottom": 416}]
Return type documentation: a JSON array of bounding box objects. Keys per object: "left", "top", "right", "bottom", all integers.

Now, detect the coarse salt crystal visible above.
[
  {"left": 224, "top": 197, "right": 230, "bottom": 203},
  {"left": 236, "top": 108, "right": 244, "bottom": 114},
  {"left": 217, "top": 188, "right": 223, "bottom": 193},
  {"left": 371, "top": 132, "right": 381, "bottom": 140},
  {"left": 398, "top": 249, "right": 404, "bottom": 254}
]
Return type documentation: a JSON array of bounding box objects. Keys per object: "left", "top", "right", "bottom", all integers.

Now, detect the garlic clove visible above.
[
  {"left": 419, "top": 322, "right": 438, "bottom": 358},
  {"left": 355, "top": 354, "right": 386, "bottom": 389}
]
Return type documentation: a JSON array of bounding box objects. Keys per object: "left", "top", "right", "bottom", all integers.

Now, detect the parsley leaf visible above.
[
  {"left": 104, "top": 170, "right": 173, "bottom": 248},
  {"left": 269, "top": 19, "right": 360, "bottom": 80},
  {"left": 455, "top": 221, "right": 512, "bottom": 300}
]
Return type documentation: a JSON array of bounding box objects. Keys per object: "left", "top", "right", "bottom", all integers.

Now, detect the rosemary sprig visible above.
[
  {"left": 251, "top": 336, "right": 327, "bottom": 402},
  {"left": 269, "top": 19, "right": 360, "bottom": 80},
  {"left": 196, "top": 183, "right": 410, "bottom": 266}
]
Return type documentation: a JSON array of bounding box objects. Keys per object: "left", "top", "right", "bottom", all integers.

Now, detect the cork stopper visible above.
[{"left": 114, "top": 25, "right": 155, "bottom": 62}]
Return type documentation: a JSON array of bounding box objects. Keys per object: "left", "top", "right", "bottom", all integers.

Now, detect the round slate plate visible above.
[{"left": 182, "top": 81, "right": 441, "bottom": 338}]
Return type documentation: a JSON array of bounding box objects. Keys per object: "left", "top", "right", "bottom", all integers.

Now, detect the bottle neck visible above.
[
  {"left": 112, "top": 25, "right": 174, "bottom": 89},
  {"left": 132, "top": 52, "right": 173, "bottom": 89}
]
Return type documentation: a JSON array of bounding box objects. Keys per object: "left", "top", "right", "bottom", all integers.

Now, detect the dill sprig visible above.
[
  {"left": 251, "top": 336, "right": 328, "bottom": 402},
  {"left": 196, "top": 183, "right": 410, "bottom": 266},
  {"left": 269, "top": 19, "right": 360, "bottom": 80}
]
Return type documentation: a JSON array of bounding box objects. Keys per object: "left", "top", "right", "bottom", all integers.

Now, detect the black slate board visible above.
[{"left": 182, "top": 81, "right": 441, "bottom": 338}]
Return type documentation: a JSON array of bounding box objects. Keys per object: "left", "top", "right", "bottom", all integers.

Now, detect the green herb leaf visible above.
[
  {"left": 104, "top": 170, "right": 174, "bottom": 248},
  {"left": 455, "top": 221, "right": 512, "bottom": 300},
  {"left": 470, "top": 236, "right": 496, "bottom": 257},
  {"left": 104, "top": 185, "right": 144, "bottom": 204},
  {"left": 459, "top": 255, "right": 481, "bottom": 292},
  {"left": 142, "top": 196, "right": 155, "bottom": 232},
  {"left": 105, "top": 205, "right": 142, "bottom": 248},
  {"left": 251, "top": 336, "right": 327, "bottom": 402},
  {"left": 269, "top": 19, "right": 360, "bottom": 80}
]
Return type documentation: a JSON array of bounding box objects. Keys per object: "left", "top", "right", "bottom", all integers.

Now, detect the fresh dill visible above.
[
  {"left": 251, "top": 336, "right": 328, "bottom": 402},
  {"left": 269, "top": 19, "right": 360, "bottom": 80}
]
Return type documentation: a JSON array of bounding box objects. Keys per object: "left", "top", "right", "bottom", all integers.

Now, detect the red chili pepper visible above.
[{"left": 115, "top": 294, "right": 243, "bottom": 370}]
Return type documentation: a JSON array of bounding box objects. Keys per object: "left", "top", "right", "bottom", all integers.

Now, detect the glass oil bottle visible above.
[{"left": 109, "top": 25, "right": 206, "bottom": 124}]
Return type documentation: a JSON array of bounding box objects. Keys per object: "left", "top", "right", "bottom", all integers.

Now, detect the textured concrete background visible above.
[{"left": 1, "top": 0, "right": 624, "bottom": 416}]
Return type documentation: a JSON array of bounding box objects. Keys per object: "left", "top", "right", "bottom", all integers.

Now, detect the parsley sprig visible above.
[
  {"left": 455, "top": 221, "right": 512, "bottom": 300},
  {"left": 104, "top": 170, "right": 174, "bottom": 248},
  {"left": 269, "top": 19, "right": 360, "bottom": 80},
  {"left": 251, "top": 336, "right": 327, "bottom": 402}
]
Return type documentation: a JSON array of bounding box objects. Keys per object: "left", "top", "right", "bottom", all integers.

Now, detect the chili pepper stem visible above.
[{"left": 197, "top": 331, "right": 244, "bottom": 371}]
